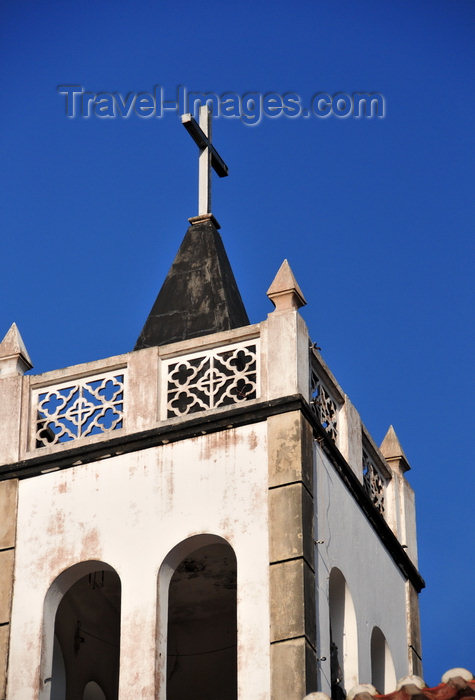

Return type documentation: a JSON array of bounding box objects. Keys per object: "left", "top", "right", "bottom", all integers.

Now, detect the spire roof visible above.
[{"left": 134, "top": 215, "right": 249, "bottom": 349}]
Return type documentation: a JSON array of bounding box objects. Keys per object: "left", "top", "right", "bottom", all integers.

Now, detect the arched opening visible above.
[
  {"left": 42, "top": 562, "right": 121, "bottom": 700},
  {"left": 370, "top": 627, "right": 396, "bottom": 693},
  {"left": 329, "top": 568, "right": 358, "bottom": 698},
  {"left": 159, "top": 535, "right": 237, "bottom": 700}
]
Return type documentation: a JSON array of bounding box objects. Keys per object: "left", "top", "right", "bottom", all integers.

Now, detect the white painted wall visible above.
[
  {"left": 7, "top": 423, "right": 271, "bottom": 700},
  {"left": 314, "top": 445, "right": 409, "bottom": 694}
]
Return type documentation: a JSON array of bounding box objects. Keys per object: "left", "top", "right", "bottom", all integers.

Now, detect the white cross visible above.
[{"left": 181, "top": 105, "right": 229, "bottom": 216}]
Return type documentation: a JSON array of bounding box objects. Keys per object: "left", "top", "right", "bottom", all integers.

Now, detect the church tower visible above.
[{"left": 0, "top": 107, "right": 423, "bottom": 700}]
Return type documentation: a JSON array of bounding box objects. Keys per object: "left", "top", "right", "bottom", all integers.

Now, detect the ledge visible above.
[{"left": 0, "top": 396, "right": 302, "bottom": 480}]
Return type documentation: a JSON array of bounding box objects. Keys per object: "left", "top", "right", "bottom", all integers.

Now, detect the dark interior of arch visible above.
[
  {"left": 329, "top": 568, "right": 346, "bottom": 700},
  {"left": 51, "top": 569, "right": 121, "bottom": 700},
  {"left": 167, "top": 542, "right": 237, "bottom": 700},
  {"left": 371, "top": 627, "right": 387, "bottom": 693}
]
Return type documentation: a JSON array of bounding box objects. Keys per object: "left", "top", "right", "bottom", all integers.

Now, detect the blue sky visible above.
[{"left": 1, "top": 0, "right": 474, "bottom": 684}]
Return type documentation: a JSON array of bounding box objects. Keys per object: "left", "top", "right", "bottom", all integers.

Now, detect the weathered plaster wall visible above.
[
  {"left": 314, "top": 445, "right": 409, "bottom": 694},
  {"left": 7, "top": 423, "right": 270, "bottom": 700}
]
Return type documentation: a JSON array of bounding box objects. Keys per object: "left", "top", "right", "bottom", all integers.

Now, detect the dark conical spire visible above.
[{"left": 134, "top": 215, "right": 249, "bottom": 349}]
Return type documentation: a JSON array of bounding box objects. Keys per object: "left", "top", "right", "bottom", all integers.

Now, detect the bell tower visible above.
[{"left": 0, "top": 112, "right": 423, "bottom": 700}]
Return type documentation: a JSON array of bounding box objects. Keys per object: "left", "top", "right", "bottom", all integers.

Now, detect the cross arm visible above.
[{"left": 181, "top": 113, "right": 229, "bottom": 177}]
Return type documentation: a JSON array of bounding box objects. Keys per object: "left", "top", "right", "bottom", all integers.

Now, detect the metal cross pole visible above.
[{"left": 181, "top": 104, "right": 229, "bottom": 216}]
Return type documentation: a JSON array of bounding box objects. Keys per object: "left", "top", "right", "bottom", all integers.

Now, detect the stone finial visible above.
[
  {"left": 380, "top": 425, "right": 411, "bottom": 473},
  {"left": 441, "top": 668, "right": 473, "bottom": 684},
  {"left": 347, "top": 684, "right": 378, "bottom": 700},
  {"left": 396, "top": 675, "right": 426, "bottom": 691},
  {"left": 0, "top": 323, "right": 33, "bottom": 377},
  {"left": 267, "top": 259, "right": 307, "bottom": 311}
]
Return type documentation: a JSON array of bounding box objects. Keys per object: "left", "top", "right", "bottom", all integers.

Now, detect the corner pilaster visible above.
[
  {"left": 268, "top": 410, "right": 317, "bottom": 699},
  {"left": 0, "top": 479, "right": 18, "bottom": 699}
]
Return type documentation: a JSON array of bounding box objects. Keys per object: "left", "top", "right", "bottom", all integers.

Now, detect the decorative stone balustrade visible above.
[
  {"left": 32, "top": 370, "right": 126, "bottom": 449},
  {"left": 26, "top": 334, "right": 261, "bottom": 454},
  {"left": 309, "top": 350, "right": 341, "bottom": 443},
  {"left": 362, "top": 443, "right": 388, "bottom": 516}
]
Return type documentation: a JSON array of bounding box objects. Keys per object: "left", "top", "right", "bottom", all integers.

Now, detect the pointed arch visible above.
[
  {"left": 157, "top": 534, "right": 237, "bottom": 700},
  {"left": 370, "top": 626, "right": 396, "bottom": 693},
  {"left": 329, "top": 568, "right": 358, "bottom": 696},
  {"left": 40, "top": 560, "right": 121, "bottom": 700}
]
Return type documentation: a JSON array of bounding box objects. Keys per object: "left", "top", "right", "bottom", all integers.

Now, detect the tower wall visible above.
[
  {"left": 1, "top": 295, "right": 423, "bottom": 699},
  {"left": 7, "top": 424, "right": 271, "bottom": 700}
]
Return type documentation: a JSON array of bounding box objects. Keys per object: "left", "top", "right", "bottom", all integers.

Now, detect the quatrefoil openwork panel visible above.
[
  {"left": 165, "top": 341, "right": 259, "bottom": 418},
  {"left": 362, "top": 449, "right": 386, "bottom": 514},
  {"left": 310, "top": 366, "right": 339, "bottom": 443},
  {"left": 33, "top": 371, "right": 125, "bottom": 448}
]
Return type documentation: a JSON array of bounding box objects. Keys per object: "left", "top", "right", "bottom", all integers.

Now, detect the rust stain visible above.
[
  {"left": 250, "top": 483, "right": 265, "bottom": 513},
  {"left": 199, "top": 433, "right": 217, "bottom": 461},
  {"left": 166, "top": 462, "right": 175, "bottom": 500},
  {"left": 57, "top": 481, "right": 68, "bottom": 494},
  {"left": 198, "top": 428, "right": 248, "bottom": 462},
  {"left": 247, "top": 430, "right": 258, "bottom": 451},
  {"left": 224, "top": 429, "right": 244, "bottom": 449},
  {"left": 32, "top": 660, "right": 41, "bottom": 697},
  {"left": 48, "top": 543, "right": 75, "bottom": 579},
  {"left": 219, "top": 515, "right": 232, "bottom": 534},
  {"left": 47, "top": 510, "right": 65, "bottom": 536},
  {"left": 80, "top": 527, "right": 100, "bottom": 559},
  {"left": 121, "top": 613, "right": 158, "bottom": 694}
]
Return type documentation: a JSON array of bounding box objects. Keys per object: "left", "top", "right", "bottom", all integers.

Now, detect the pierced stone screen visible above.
[
  {"left": 310, "top": 365, "right": 339, "bottom": 442},
  {"left": 33, "top": 371, "right": 125, "bottom": 448},
  {"left": 363, "top": 449, "right": 386, "bottom": 514},
  {"left": 165, "top": 341, "right": 258, "bottom": 418}
]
